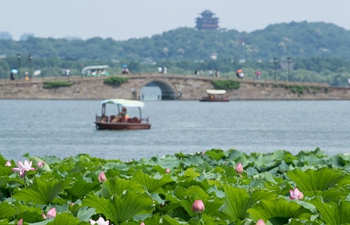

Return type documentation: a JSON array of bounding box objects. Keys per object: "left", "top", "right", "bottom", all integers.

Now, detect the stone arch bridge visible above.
[{"left": 0, "top": 73, "right": 349, "bottom": 100}]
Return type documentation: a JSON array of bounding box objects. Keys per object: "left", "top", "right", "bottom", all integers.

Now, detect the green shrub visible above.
[
  {"left": 43, "top": 81, "right": 72, "bottom": 89},
  {"left": 103, "top": 76, "right": 128, "bottom": 86},
  {"left": 212, "top": 80, "right": 240, "bottom": 90},
  {"left": 278, "top": 84, "right": 323, "bottom": 95}
]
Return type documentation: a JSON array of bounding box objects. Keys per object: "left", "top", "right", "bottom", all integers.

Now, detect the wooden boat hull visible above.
[
  {"left": 199, "top": 98, "right": 229, "bottom": 102},
  {"left": 95, "top": 122, "right": 151, "bottom": 130}
]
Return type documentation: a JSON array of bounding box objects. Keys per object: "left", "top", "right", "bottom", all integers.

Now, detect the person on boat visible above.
[{"left": 120, "top": 107, "right": 130, "bottom": 122}]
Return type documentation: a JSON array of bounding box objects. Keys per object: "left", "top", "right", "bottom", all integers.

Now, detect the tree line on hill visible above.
[{"left": 0, "top": 21, "right": 350, "bottom": 86}]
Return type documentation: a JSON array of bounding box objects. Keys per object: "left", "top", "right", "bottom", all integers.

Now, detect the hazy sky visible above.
[{"left": 1, "top": 0, "right": 349, "bottom": 41}]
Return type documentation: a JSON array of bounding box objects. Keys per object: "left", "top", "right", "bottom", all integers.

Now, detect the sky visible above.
[{"left": 1, "top": 0, "right": 350, "bottom": 41}]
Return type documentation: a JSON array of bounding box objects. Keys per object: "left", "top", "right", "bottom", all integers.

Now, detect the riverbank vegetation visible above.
[
  {"left": 1, "top": 148, "right": 350, "bottom": 224},
  {"left": 103, "top": 76, "right": 128, "bottom": 87},
  {"left": 43, "top": 81, "right": 72, "bottom": 89},
  {"left": 1, "top": 22, "right": 350, "bottom": 86}
]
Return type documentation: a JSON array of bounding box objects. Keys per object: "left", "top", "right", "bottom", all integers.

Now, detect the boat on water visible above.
[
  {"left": 199, "top": 89, "right": 229, "bottom": 102},
  {"left": 95, "top": 99, "right": 151, "bottom": 130}
]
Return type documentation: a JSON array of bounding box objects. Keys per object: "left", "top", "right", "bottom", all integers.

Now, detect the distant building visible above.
[
  {"left": 0, "top": 32, "right": 12, "bottom": 40},
  {"left": 20, "top": 33, "right": 35, "bottom": 41},
  {"left": 195, "top": 10, "right": 219, "bottom": 30}
]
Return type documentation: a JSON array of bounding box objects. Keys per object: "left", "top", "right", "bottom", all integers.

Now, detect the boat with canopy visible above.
[
  {"left": 199, "top": 89, "right": 229, "bottom": 102},
  {"left": 94, "top": 99, "right": 151, "bottom": 130}
]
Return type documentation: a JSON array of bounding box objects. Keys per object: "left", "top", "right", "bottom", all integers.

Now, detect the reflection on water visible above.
[{"left": 0, "top": 99, "right": 349, "bottom": 162}]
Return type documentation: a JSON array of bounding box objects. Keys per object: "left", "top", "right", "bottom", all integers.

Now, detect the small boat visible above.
[
  {"left": 95, "top": 99, "right": 151, "bottom": 130},
  {"left": 200, "top": 89, "right": 229, "bottom": 102}
]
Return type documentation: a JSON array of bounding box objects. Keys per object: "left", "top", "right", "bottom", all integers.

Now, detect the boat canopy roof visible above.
[
  {"left": 206, "top": 89, "right": 226, "bottom": 94},
  {"left": 81, "top": 65, "right": 109, "bottom": 73},
  {"left": 101, "top": 99, "right": 145, "bottom": 107}
]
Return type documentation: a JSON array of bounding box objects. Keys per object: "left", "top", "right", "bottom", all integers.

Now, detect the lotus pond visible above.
[{"left": 1, "top": 148, "right": 350, "bottom": 225}]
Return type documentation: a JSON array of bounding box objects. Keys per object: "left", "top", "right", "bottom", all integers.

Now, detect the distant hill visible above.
[{"left": 1, "top": 21, "right": 350, "bottom": 62}]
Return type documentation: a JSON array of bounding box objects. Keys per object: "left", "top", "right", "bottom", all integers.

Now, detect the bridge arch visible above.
[{"left": 140, "top": 78, "right": 181, "bottom": 100}]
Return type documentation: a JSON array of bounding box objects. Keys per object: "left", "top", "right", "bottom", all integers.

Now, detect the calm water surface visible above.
[{"left": 0, "top": 99, "right": 349, "bottom": 161}]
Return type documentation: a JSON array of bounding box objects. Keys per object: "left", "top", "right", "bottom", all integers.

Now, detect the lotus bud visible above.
[
  {"left": 37, "top": 161, "right": 44, "bottom": 168},
  {"left": 5, "top": 161, "right": 11, "bottom": 166},
  {"left": 191, "top": 200, "right": 205, "bottom": 213},
  {"left": 43, "top": 207, "right": 56, "bottom": 219},
  {"left": 165, "top": 168, "right": 171, "bottom": 173},
  {"left": 256, "top": 219, "right": 265, "bottom": 225},
  {"left": 290, "top": 188, "right": 304, "bottom": 200},
  {"left": 17, "top": 218, "right": 23, "bottom": 225},
  {"left": 235, "top": 162, "right": 244, "bottom": 175},
  {"left": 98, "top": 171, "right": 107, "bottom": 183},
  {"left": 140, "top": 222, "right": 145, "bottom": 225}
]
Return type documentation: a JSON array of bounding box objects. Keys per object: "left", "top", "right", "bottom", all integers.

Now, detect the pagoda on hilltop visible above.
[{"left": 195, "top": 10, "right": 219, "bottom": 30}]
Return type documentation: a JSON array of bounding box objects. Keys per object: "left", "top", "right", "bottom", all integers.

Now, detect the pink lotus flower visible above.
[
  {"left": 192, "top": 200, "right": 205, "bottom": 213},
  {"left": 140, "top": 222, "right": 145, "bottom": 225},
  {"left": 12, "top": 160, "right": 36, "bottom": 178},
  {"left": 5, "top": 161, "right": 12, "bottom": 166},
  {"left": 17, "top": 218, "right": 23, "bottom": 225},
  {"left": 165, "top": 168, "right": 171, "bottom": 173},
  {"left": 235, "top": 162, "right": 244, "bottom": 175},
  {"left": 290, "top": 188, "right": 304, "bottom": 200},
  {"left": 98, "top": 171, "right": 107, "bottom": 182},
  {"left": 42, "top": 207, "right": 56, "bottom": 219},
  {"left": 256, "top": 219, "right": 266, "bottom": 225},
  {"left": 90, "top": 217, "right": 109, "bottom": 225}
]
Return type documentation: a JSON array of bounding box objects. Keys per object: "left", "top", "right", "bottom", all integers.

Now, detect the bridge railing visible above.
[{"left": 0, "top": 73, "right": 329, "bottom": 88}]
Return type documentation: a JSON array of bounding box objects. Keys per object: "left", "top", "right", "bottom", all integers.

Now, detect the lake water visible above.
[{"left": 0, "top": 98, "right": 349, "bottom": 162}]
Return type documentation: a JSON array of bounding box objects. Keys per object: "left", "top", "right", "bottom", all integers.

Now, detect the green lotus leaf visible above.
[
  {"left": 172, "top": 186, "right": 209, "bottom": 217},
  {"left": 311, "top": 197, "right": 350, "bottom": 225},
  {"left": 205, "top": 149, "right": 227, "bottom": 160},
  {"left": 208, "top": 185, "right": 225, "bottom": 198},
  {"left": 201, "top": 213, "right": 228, "bottom": 225},
  {"left": 13, "top": 177, "right": 72, "bottom": 204},
  {"left": 205, "top": 199, "right": 226, "bottom": 218},
  {"left": 220, "top": 185, "right": 277, "bottom": 221},
  {"left": 66, "top": 177, "right": 100, "bottom": 201},
  {"left": 76, "top": 207, "right": 96, "bottom": 222},
  {"left": 160, "top": 215, "right": 184, "bottom": 225},
  {"left": 174, "top": 186, "right": 208, "bottom": 201},
  {"left": 183, "top": 168, "right": 200, "bottom": 179},
  {"left": 0, "top": 202, "right": 17, "bottom": 219},
  {"left": 308, "top": 189, "right": 350, "bottom": 203},
  {"left": 151, "top": 192, "right": 166, "bottom": 206},
  {"left": 0, "top": 166, "right": 13, "bottom": 176},
  {"left": 104, "top": 161, "right": 129, "bottom": 171},
  {"left": 44, "top": 212, "right": 85, "bottom": 225},
  {"left": 227, "top": 149, "right": 248, "bottom": 162},
  {"left": 132, "top": 171, "right": 174, "bottom": 193},
  {"left": 287, "top": 167, "right": 350, "bottom": 191},
  {"left": 0, "top": 177, "right": 8, "bottom": 189},
  {"left": 23, "top": 153, "right": 62, "bottom": 166},
  {"left": 101, "top": 177, "right": 145, "bottom": 198},
  {"left": 158, "top": 155, "right": 182, "bottom": 168},
  {"left": 248, "top": 198, "right": 312, "bottom": 223},
  {"left": 182, "top": 155, "right": 204, "bottom": 167},
  {"left": 0, "top": 155, "right": 8, "bottom": 165},
  {"left": 14, "top": 201, "right": 43, "bottom": 223},
  {"left": 82, "top": 190, "right": 154, "bottom": 224},
  {"left": 296, "top": 149, "right": 327, "bottom": 166},
  {"left": 330, "top": 154, "right": 350, "bottom": 172},
  {"left": 250, "top": 153, "right": 280, "bottom": 171}
]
